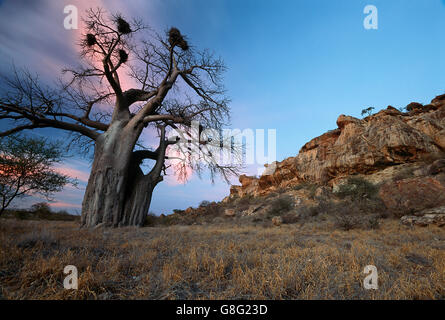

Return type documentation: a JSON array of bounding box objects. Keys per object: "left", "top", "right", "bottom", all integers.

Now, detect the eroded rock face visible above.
[
  {"left": 229, "top": 95, "right": 445, "bottom": 198},
  {"left": 379, "top": 176, "right": 445, "bottom": 216}
]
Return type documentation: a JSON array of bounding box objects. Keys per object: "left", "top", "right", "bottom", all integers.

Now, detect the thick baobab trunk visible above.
[
  {"left": 120, "top": 132, "right": 168, "bottom": 227},
  {"left": 81, "top": 121, "right": 168, "bottom": 228},
  {"left": 81, "top": 121, "right": 138, "bottom": 228},
  {"left": 120, "top": 165, "right": 162, "bottom": 227}
]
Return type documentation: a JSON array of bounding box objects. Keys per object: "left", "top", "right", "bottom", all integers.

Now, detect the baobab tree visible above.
[{"left": 0, "top": 8, "right": 240, "bottom": 228}]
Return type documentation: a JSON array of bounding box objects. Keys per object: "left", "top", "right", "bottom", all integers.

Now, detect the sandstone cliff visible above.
[{"left": 229, "top": 94, "right": 445, "bottom": 199}]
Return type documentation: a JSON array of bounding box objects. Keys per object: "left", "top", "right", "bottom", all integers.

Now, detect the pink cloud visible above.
[
  {"left": 49, "top": 201, "right": 82, "bottom": 209},
  {"left": 55, "top": 166, "right": 90, "bottom": 183}
]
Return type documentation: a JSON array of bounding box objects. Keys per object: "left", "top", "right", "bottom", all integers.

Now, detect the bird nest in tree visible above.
[
  {"left": 117, "top": 17, "right": 132, "bottom": 34},
  {"left": 119, "top": 49, "right": 128, "bottom": 63},
  {"left": 168, "top": 27, "right": 189, "bottom": 51},
  {"left": 86, "top": 33, "right": 97, "bottom": 46}
]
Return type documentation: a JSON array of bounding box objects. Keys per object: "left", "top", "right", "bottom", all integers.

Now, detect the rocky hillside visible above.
[
  {"left": 229, "top": 94, "right": 445, "bottom": 198},
  {"left": 165, "top": 94, "right": 445, "bottom": 229}
]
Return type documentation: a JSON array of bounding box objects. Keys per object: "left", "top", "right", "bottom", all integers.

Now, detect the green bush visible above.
[
  {"left": 31, "top": 202, "right": 52, "bottom": 219},
  {"left": 144, "top": 213, "right": 159, "bottom": 226},
  {"left": 281, "top": 212, "right": 299, "bottom": 224},
  {"left": 334, "top": 214, "right": 361, "bottom": 231},
  {"left": 335, "top": 177, "right": 379, "bottom": 201},
  {"left": 14, "top": 210, "right": 31, "bottom": 220},
  {"left": 267, "top": 195, "right": 294, "bottom": 217}
]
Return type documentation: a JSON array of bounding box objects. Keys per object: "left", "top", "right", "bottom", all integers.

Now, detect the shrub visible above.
[
  {"left": 233, "top": 196, "right": 253, "bottom": 212},
  {"left": 361, "top": 107, "right": 375, "bottom": 117},
  {"left": 331, "top": 200, "right": 382, "bottom": 231},
  {"left": 281, "top": 212, "right": 299, "bottom": 224},
  {"left": 199, "top": 200, "right": 211, "bottom": 207},
  {"left": 158, "top": 214, "right": 181, "bottom": 226},
  {"left": 334, "top": 214, "right": 361, "bottom": 231},
  {"left": 31, "top": 202, "right": 52, "bottom": 220},
  {"left": 364, "top": 216, "right": 380, "bottom": 230},
  {"left": 267, "top": 195, "right": 294, "bottom": 217},
  {"left": 293, "top": 182, "right": 319, "bottom": 198},
  {"left": 144, "top": 213, "right": 159, "bottom": 226},
  {"left": 14, "top": 210, "right": 31, "bottom": 220},
  {"left": 297, "top": 205, "right": 319, "bottom": 219},
  {"left": 335, "top": 177, "right": 379, "bottom": 201}
]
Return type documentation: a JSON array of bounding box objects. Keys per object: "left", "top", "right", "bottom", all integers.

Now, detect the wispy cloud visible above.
[{"left": 49, "top": 201, "right": 82, "bottom": 209}]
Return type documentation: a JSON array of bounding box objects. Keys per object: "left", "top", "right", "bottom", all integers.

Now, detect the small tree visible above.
[
  {"left": 361, "top": 107, "right": 375, "bottom": 117},
  {"left": 0, "top": 135, "right": 73, "bottom": 216}
]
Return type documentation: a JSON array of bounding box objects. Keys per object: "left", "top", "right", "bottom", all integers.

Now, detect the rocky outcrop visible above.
[
  {"left": 379, "top": 176, "right": 445, "bottom": 216},
  {"left": 229, "top": 94, "right": 445, "bottom": 199},
  {"left": 401, "top": 206, "right": 445, "bottom": 227}
]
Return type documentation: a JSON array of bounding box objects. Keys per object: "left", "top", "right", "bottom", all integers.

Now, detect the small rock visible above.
[
  {"left": 272, "top": 216, "right": 282, "bottom": 226},
  {"left": 246, "top": 205, "right": 263, "bottom": 216},
  {"left": 224, "top": 209, "right": 236, "bottom": 217},
  {"left": 400, "top": 213, "right": 445, "bottom": 227},
  {"left": 314, "top": 186, "right": 330, "bottom": 199}
]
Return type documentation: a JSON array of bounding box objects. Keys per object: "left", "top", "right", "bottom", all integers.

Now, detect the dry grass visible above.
[{"left": 0, "top": 218, "right": 444, "bottom": 300}]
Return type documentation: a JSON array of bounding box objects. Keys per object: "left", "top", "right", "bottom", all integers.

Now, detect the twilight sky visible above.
[{"left": 0, "top": 0, "right": 445, "bottom": 214}]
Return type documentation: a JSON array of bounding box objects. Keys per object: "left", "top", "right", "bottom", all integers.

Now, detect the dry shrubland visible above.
[{"left": 1, "top": 218, "right": 444, "bottom": 300}]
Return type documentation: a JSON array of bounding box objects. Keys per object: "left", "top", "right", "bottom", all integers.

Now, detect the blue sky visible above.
[{"left": 0, "top": 0, "right": 445, "bottom": 214}]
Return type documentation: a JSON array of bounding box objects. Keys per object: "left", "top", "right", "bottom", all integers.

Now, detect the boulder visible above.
[
  {"left": 401, "top": 213, "right": 445, "bottom": 227},
  {"left": 185, "top": 207, "right": 194, "bottom": 214},
  {"left": 224, "top": 209, "right": 236, "bottom": 217},
  {"left": 406, "top": 102, "right": 423, "bottom": 112},
  {"left": 379, "top": 177, "right": 445, "bottom": 216},
  {"left": 427, "top": 159, "right": 445, "bottom": 175}
]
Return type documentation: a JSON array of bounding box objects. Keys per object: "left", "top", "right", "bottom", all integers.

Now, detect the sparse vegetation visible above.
[
  {"left": 1, "top": 203, "right": 79, "bottom": 222},
  {"left": 1, "top": 219, "right": 444, "bottom": 299},
  {"left": 266, "top": 195, "right": 294, "bottom": 217},
  {"left": 361, "top": 107, "right": 375, "bottom": 117},
  {"left": 335, "top": 177, "right": 379, "bottom": 201}
]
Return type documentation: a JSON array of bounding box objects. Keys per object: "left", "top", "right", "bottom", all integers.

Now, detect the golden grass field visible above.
[{"left": 0, "top": 218, "right": 444, "bottom": 300}]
